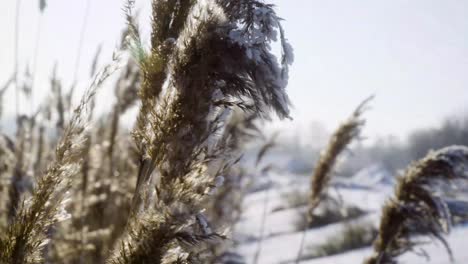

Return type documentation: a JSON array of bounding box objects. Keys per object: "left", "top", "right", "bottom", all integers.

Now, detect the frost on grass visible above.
[
  {"left": 110, "top": 0, "right": 294, "bottom": 263},
  {"left": 365, "top": 146, "right": 468, "bottom": 264}
]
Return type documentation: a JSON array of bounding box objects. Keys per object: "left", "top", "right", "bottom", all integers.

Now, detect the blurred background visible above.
[{"left": 2, "top": 0, "right": 468, "bottom": 140}]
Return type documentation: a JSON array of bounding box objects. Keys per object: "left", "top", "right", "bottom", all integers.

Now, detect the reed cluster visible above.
[
  {"left": 2, "top": 1, "right": 468, "bottom": 264},
  {"left": 1, "top": 0, "right": 293, "bottom": 263},
  {"left": 364, "top": 146, "right": 468, "bottom": 264}
]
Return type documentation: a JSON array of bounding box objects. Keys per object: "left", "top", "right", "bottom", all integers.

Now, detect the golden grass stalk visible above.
[
  {"left": 295, "top": 97, "right": 371, "bottom": 263},
  {"left": 0, "top": 55, "right": 120, "bottom": 264},
  {"left": 364, "top": 145, "right": 468, "bottom": 264},
  {"left": 308, "top": 97, "right": 372, "bottom": 218}
]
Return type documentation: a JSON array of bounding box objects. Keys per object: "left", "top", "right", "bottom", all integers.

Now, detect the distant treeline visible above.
[
  {"left": 275, "top": 115, "right": 468, "bottom": 177},
  {"left": 341, "top": 115, "right": 468, "bottom": 175}
]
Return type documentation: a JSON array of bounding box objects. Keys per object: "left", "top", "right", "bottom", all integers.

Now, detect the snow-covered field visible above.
[{"left": 232, "top": 158, "right": 468, "bottom": 264}]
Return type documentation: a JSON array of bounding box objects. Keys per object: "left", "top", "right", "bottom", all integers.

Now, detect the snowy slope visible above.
[{"left": 232, "top": 164, "right": 468, "bottom": 264}]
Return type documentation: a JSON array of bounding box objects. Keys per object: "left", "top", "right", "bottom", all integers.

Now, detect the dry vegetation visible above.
[
  {"left": 1, "top": 0, "right": 293, "bottom": 263},
  {"left": 307, "top": 97, "right": 371, "bottom": 221},
  {"left": 295, "top": 97, "right": 371, "bottom": 262},
  {"left": 1, "top": 1, "right": 468, "bottom": 264},
  {"left": 364, "top": 146, "right": 468, "bottom": 264},
  {"left": 304, "top": 222, "right": 378, "bottom": 260}
]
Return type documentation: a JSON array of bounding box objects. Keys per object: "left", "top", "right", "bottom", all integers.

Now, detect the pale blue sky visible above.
[{"left": 1, "top": 0, "right": 468, "bottom": 140}]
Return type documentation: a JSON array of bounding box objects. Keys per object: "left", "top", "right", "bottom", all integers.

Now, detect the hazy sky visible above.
[{"left": 1, "top": 0, "right": 468, "bottom": 141}]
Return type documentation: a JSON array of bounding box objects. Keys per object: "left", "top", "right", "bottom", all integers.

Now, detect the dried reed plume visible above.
[
  {"left": 364, "top": 145, "right": 468, "bottom": 264},
  {"left": 308, "top": 97, "right": 372, "bottom": 220},
  {"left": 109, "top": 0, "right": 292, "bottom": 262},
  {"left": 296, "top": 97, "right": 371, "bottom": 263}
]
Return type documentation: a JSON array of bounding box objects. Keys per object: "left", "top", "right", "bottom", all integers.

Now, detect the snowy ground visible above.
[{"left": 232, "top": 159, "right": 468, "bottom": 264}]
